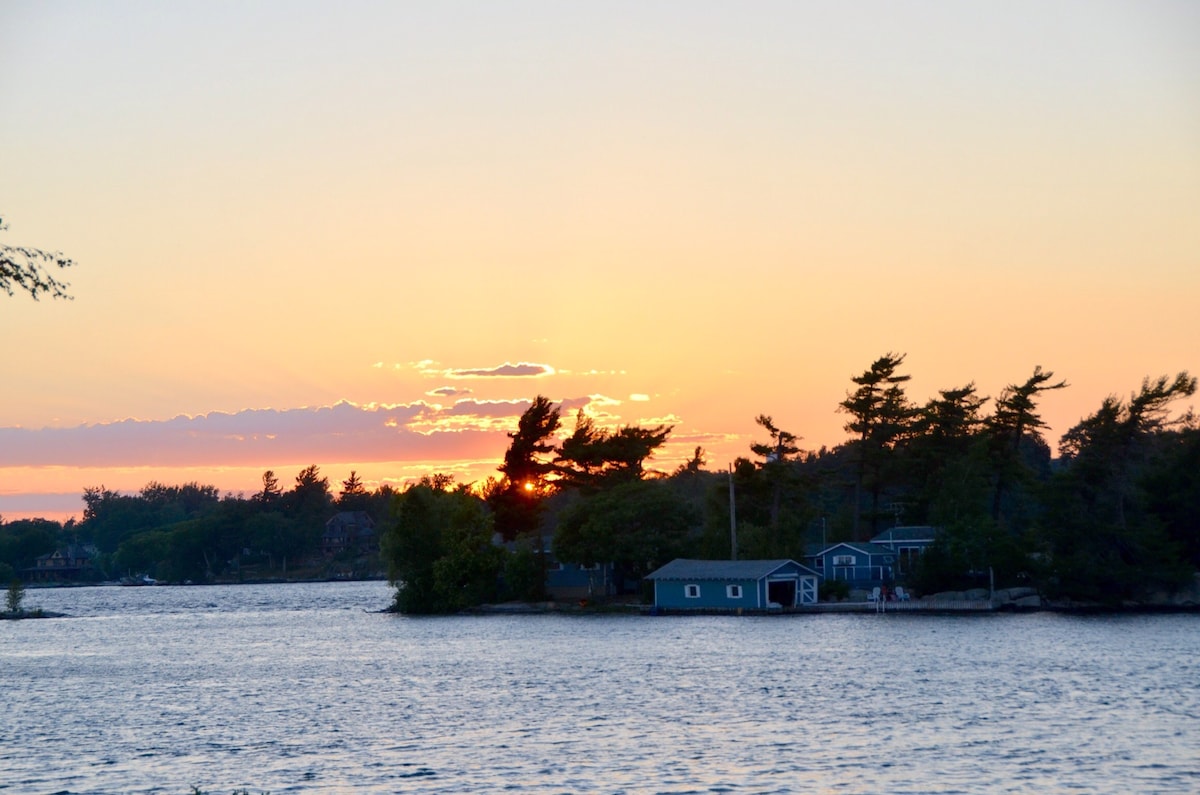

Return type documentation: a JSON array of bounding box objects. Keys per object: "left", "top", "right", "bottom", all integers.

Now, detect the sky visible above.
[{"left": 2, "top": 1, "right": 1198, "bottom": 522}]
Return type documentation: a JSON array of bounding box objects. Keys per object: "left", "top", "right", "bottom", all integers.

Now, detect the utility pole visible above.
[{"left": 728, "top": 463, "right": 737, "bottom": 561}]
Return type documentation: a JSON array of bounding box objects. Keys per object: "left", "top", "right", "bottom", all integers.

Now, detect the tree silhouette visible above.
[
  {"left": 750, "top": 414, "right": 802, "bottom": 530},
  {"left": 0, "top": 216, "right": 74, "bottom": 300},
  {"left": 840, "top": 353, "right": 916, "bottom": 538},
  {"left": 987, "top": 366, "right": 1067, "bottom": 524},
  {"left": 490, "top": 395, "right": 562, "bottom": 540}
]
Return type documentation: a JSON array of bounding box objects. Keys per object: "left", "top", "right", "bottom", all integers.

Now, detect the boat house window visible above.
[
  {"left": 685, "top": 584, "right": 700, "bottom": 598},
  {"left": 832, "top": 554, "right": 855, "bottom": 566},
  {"left": 726, "top": 584, "right": 742, "bottom": 599}
]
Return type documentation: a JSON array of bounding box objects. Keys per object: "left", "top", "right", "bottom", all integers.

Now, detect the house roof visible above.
[
  {"left": 871, "top": 525, "right": 937, "bottom": 544},
  {"left": 646, "top": 558, "right": 813, "bottom": 581},
  {"left": 806, "top": 541, "right": 896, "bottom": 558},
  {"left": 325, "top": 511, "right": 376, "bottom": 529}
]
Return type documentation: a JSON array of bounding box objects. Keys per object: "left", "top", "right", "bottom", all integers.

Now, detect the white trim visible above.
[
  {"left": 684, "top": 583, "right": 701, "bottom": 599},
  {"left": 726, "top": 584, "right": 742, "bottom": 599}
]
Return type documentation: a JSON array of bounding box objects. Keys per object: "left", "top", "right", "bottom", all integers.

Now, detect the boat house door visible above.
[{"left": 767, "top": 577, "right": 797, "bottom": 607}]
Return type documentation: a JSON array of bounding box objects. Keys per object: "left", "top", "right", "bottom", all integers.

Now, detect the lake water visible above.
[{"left": 2, "top": 582, "right": 1198, "bottom": 794}]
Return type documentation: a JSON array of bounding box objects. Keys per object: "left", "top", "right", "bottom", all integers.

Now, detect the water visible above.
[{"left": 3, "top": 582, "right": 1198, "bottom": 794}]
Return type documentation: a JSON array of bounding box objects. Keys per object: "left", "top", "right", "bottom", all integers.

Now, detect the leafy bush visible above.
[
  {"left": 819, "top": 579, "right": 850, "bottom": 602},
  {"left": 6, "top": 579, "right": 24, "bottom": 614}
]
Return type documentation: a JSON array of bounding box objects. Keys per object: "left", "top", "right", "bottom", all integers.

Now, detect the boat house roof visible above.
[{"left": 646, "top": 559, "right": 813, "bottom": 581}]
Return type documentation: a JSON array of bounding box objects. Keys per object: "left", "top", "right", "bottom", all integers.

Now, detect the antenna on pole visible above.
[{"left": 728, "top": 463, "right": 737, "bottom": 561}]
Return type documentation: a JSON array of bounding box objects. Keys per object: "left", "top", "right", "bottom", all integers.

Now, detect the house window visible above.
[
  {"left": 685, "top": 584, "right": 700, "bottom": 598},
  {"left": 832, "top": 554, "right": 855, "bottom": 566},
  {"left": 726, "top": 584, "right": 742, "bottom": 599}
]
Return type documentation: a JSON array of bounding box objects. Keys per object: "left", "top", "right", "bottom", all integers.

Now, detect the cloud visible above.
[
  {"left": 418, "top": 361, "right": 557, "bottom": 379},
  {"left": 630, "top": 394, "right": 650, "bottom": 402},
  {"left": 427, "top": 386, "right": 473, "bottom": 397},
  {"left": 635, "top": 413, "right": 682, "bottom": 427},
  {"left": 0, "top": 400, "right": 520, "bottom": 469},
  {"left": 0, "top": 393, "right": 706, "bottom": 517},
  {"left": 0, "top": 491, "right": 82, "bottom": 514}
]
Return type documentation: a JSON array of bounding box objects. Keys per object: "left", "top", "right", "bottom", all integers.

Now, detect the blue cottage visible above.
[
  {"left": 546, "top": 560, "right": 615, "bottom": 600},
  {"left": 646, "top": 559, "right": 819, "bottom": 610},
  {"left": 870, "top": 526, "right": 938, "bottom": 577},
  {"left": 804, "top": 542, "right": 896, "bottom": 588}
]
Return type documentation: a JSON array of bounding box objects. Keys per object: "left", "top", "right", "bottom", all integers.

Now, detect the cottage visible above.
[
  {"left": 546, "top": 558, "right": 615, "bottom": 600},
  {"left": 870, "top": 525, "right": 937, "bottom": 576},
  {"left": 321, "top": 511, "right": 378, "bottom": 557},
  {"left": 27, "top": 544, "right": 98, "bottom": 583},
  {"left": 646, "top": 559, "right": 819, "bottom": 611},
  {"left": 804, "top": 542, "right": 896, "bottom": 588}
]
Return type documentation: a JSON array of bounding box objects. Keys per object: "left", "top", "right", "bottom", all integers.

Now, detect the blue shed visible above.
[{"left": 645, "top": 559, "right": 819, "bottom": 610}]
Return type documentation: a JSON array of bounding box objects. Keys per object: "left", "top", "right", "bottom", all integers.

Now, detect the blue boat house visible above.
[{"left": 645, "top": 559, "right": 820, "bottom": 611}]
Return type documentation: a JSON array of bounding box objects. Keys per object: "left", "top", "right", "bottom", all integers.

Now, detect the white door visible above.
[{"left": 798, "top": 576, "right": 817, "bottom": 604}]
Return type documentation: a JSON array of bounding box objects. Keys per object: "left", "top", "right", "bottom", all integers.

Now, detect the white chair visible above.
[
  {"left": 895, "top": 586, "right": 911, "bottom": 601},
  {"left": 867, "top": 586, "right": 881, "bottom": 603}
]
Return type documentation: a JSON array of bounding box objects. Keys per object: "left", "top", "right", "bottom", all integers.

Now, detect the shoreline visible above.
[{"left": 17, "top": 578, "right": 1200, "bottom": 617}]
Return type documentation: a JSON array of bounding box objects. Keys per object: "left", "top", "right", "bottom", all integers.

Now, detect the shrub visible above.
[
  {"left": 6, "top": 579, "right": 24, "bottom": 614},
  {"left": 819, "top": 579, "right": 850, "bottom": 602}
]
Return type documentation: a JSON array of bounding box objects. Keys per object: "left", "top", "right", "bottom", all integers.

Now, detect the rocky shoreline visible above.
[{"left": 918, "top": 573, "right": 1200, "bottom": 612}]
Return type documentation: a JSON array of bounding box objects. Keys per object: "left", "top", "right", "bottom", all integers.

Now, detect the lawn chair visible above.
[
  {"left": 894, "top": 586, "right": 911, "bottom": 601},
  {"left": 866, "top": 586, "right": 881, "bottom": 603}
]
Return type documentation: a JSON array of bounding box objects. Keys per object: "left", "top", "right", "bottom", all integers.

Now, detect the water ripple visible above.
[{"left": 3, "top": 584, "right": 1199, "bottom": 793}]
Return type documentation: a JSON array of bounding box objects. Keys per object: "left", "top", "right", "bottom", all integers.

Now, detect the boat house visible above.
[{"left": 646, "top": 559, "right": 819, "bottom": 611}]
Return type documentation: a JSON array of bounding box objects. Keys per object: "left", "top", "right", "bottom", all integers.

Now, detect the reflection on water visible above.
[{"left": 3, "top": 582, "right": 1199, "bottom": 793}]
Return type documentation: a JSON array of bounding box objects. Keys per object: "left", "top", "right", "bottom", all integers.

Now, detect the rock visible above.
[
  {"left": 930, "top": 591, "right": 965, "bottom": 602},
  {"left": 1013, "top": 595, "right": 1041, "bottom": 609},
  {"left": 964, "top": 588, "right": 990, "bottom": 601}
]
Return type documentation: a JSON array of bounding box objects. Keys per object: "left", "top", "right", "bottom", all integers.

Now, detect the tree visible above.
[
  {"left": 338, "top": 470, "right": 370, "bottom": 512},
  {"left": 750, "top": 414, "right": 802, "bottom": 530},
  {"left": 0, "top": 518, "right": 59, "bottom": 573},
  {"left": 907, "top": 383, "right": 990, "bottom": 525},
  {"left": 6, "top": 579, "right": 25, "bottom": 615},
  {"left": 554, "top": 478, "right": 697, "bottom": 592},
  {"left": 0, "top": 216, "right": 74, "bottom": 300},
  {"left": 280, "top": 465, "right": 332, "bottom": 561},
  {"left": 554, "top": 412, "right": 673, "bottom": 491},
  {"left": 381, "top": 480, "right": 501, "bottom": 613},
  {"left": 1042, "top": 373, "right": 1196, "bottom": 600},
  {"left": 498, "top": 395, "right": 562, "bottom": 488},
  {"left": 256, "top": 470, "right": 282, "bottom": 503},
  {"left": 839, "top": 353, "right": 916, "bottom": 538},
  {"left": 673, "top": 446, "right": 707, "bottom": 476},
  {"left": 1143, "top": 425, "right": 1200, "bottom": 569},
  {"left": 987, "top": 366, "right": 1067, "bottom": 525},
  {"left": 490, "top": 395, "right": 562, "bottom": 540}
]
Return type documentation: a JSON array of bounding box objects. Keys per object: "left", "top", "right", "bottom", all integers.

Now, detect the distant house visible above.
[
  {"left": 870, "top": 525, "right": 938, "bottom": 576},
  {"left": 546, "top": 557, "right": 616, "bottom": 600},
  {"left": 27, "top": 544, "right": 98, "bottom": 583},
  {"left": 645, "top": 559, "right": 820, "bottom": 611},
  {"left": 804, "top": 542, "right": 896, "bottom": 588},
  {"left": 321, "top": 512, "right": 378, "bottom": 557}
]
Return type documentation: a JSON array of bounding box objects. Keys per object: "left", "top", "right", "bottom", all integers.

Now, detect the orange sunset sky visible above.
[{"left": 2, "top": 1, "right": 1198, "bottom": 521}]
